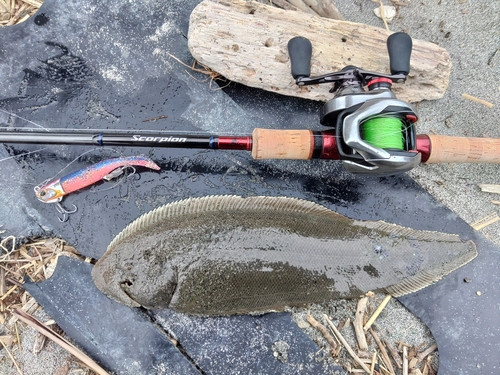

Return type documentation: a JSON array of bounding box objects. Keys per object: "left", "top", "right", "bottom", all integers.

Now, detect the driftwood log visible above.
[
  {"left": 188, "top": 0, "right": 451, "bottom": 103},
  {"left": 283, "top": 0, "right": 343, "bottom": 20}
]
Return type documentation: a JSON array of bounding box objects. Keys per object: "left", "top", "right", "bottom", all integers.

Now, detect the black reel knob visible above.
[
  {"left": 387, "top": 32, "right": 412, "bottom": 77},
  {"left": 287, "top": 36, "right": 312, "bottom": 80}
]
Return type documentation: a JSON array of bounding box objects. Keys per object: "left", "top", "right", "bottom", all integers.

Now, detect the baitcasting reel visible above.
[{"left": 288, "top": 32, "right": 420, "bottom": 175}]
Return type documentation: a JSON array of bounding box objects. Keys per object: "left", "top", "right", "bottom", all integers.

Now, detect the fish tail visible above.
[{"left": 125, "top": 155, "right": 161, "bottom": 170}]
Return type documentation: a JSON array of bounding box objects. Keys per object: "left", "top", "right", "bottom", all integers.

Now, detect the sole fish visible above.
[{"left": 91, "top": 195, "right": 477, "bottom": 316}]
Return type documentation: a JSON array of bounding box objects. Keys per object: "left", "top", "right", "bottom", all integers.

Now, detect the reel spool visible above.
[{"left": 360, "top": 116, "right": 405, "bottom": 151}]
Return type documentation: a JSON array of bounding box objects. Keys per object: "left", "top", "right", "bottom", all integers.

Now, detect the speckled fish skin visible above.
[{"left": 91, "top": 195, "right": 477, "bottom": 316}]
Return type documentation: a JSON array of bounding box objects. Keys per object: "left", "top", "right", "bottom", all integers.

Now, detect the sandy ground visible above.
[
  {"left": 1, "top": 0, "right": 499, "bottom": 374},
  {"left": 0, "top": 308, "right": 94, "bottom": 375}
]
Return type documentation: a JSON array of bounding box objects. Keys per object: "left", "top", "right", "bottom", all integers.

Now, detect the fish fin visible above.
[
  {"left": 384, "top": 239, "right": 477, "bottom": 297},
  {"left": 106, "top": 195, "right": 342, "bottom": 251},
  {"left": 354, "top": 220, "right": 467, "bottom": 242}
]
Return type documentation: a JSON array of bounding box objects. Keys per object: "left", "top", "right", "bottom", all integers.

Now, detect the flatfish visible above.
[{"left": 91, "top": 195, "right": 477, "bottom": 316}]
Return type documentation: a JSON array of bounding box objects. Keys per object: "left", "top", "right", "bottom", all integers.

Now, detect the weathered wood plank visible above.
[{"left": 188, "top": 0, "right": 451, "bottom": 103}]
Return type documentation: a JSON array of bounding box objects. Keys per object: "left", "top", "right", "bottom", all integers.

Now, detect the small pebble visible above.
[{"left": 296, "top": 320, "right": 311, "bottom": 329}]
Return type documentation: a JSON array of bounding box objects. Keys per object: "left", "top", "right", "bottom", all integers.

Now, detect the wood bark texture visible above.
[{"left": 188, "top": 0, "right": 451, "bottom": 103}]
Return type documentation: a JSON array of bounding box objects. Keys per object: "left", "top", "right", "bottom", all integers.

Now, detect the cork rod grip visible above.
[
  {"left": 251, "top": 128, "right": 314, "bottom": 160},
  {"left": 425, "top": 135, "right": 500, "bottom": 164}
]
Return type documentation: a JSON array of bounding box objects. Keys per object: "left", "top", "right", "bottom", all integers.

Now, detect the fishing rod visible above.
[
  {"left": 1, "top": 126, "right": 499, "bottom": 167},
  {"left": 1, "top": 33, "right": 499, "bottom": 175}
]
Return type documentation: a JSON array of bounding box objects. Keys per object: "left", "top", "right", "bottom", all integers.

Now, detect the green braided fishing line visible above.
[{"left": 361, "top": 117, "right": 405, "bottom": 150}]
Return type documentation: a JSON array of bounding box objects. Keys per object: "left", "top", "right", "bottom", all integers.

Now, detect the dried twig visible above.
[
  {"left": 323, "top": 314, "right": 371, "bottom": 373},
  {"left": 403, "top": 346, "right": 409, "bottom": 375},
  {"left": 142, "top": 115, "right": 168, "bottom": 123},
  {"left": 364, "top": 295, "right": 391, "bottom": 332},
  {"left": 0, "top": 337, "right": 23, "bottom": 375},
  {"left": 271, "top": 0, "right": 299, "bottom": 11},
  {"left": 13, "top": 309, "right": 109, "bottom": 375},
  {"left": 167, "top": 53, "right": 230, "bottom": 90},
  {"left": 471, "top": 212, "right": 500, "bottom": 230},
  {"left": 354, "top": 297, "right": 369, "bottom": 350},
  {"left": 306, "top": 314, "right": 338, "bottom": 354},
  {"left": 372, "top": 0, "right": 390, "bottom": 31},
  {"left": 33, "top": 331, "right": 47, "bottom": 354},
  {"left": 383, "top": 338, "right": 403, "bottom": 369},
  {"left": 302, "top": 0, "right": 343, "bottom": 20},
  {"left": 19, "top": 0, "right": 42, "bottom": 7},
  {"left": 0, "top": 335, "right": 14, "bottom": 345},
  {"left": 369, "top": 327, "right": 396, "bottom": 375},
  {"left": 14, "top": 321, "right": 22, "bottom": 351},
  {"left": 0, "top": 0, "right": 42, "bottom": 26},
  {"left": 370, "top": 351, "right": 377, "bottom": 375},
  {"left": 478, "top": 184, "right": 500, "bottom": 194},
  {"left": 423, "top": 357, "right": 437, "bottom": 375},
  {"left": 461, "top": 93, "right": 494, "bottom": 108},
  {"left": 444, "top": 115, "right": 453, "bottom": 128},
  {"left": 488, "top": 48, "right": 500, "bottom": 66},
  {"left": 0, "top": 235, "right": 16, "bottom": 255},
  {"left": 1, "top": 284, "right": 19, "bottom": 301},
  {"left": 416, "top": 343, "right": 437, "bottom": 362},
  {"left": 0, "top": 266, "right": 5, "bottom": 295},
  {"left": 0, "top": 0, "right": 10, "bottom": 11},
  {"left": 409, "top": 356, "right": 419, "bottom": 370},
  {"left": 286, "top": 0, "right": 319, "bottom": 16}
]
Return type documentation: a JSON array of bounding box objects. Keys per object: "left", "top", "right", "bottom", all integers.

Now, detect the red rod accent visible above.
[
  {"left": 319, "top": 131, "right": 340, "bottom": 160},
  {"left": 217, "top": 136, "right": 253, "bottom": 151},
  {"left": 416, "top": 134, "right": 431, "bottom": 162}
]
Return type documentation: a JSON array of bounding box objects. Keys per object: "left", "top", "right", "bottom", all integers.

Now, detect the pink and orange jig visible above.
[{"left": 34, "top": 155, "right": 160, "bottom": 221}]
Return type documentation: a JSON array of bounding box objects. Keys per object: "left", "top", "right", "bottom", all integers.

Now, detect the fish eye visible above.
[{"left": 38, "top": 189, "right": 57, "bottom": 200}]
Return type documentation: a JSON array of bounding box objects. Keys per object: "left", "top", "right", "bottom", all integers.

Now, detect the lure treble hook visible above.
[{"left": 54, "top": 201, "right": 78, "bottom": 222}]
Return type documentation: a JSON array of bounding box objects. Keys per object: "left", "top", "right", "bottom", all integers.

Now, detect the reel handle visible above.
[
  {"left": 287, "top": 36, "right": 312, "bottom": 79},
  {"left": 387, "top": 32, "right": 412, "bottom": 76},
  {"left": 418, "top": 135, "right": 500, "bottom": 164}
]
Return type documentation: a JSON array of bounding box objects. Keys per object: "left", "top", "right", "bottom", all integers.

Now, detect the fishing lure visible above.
[{"left": 34, "top": 155, "right": 161, "bottom": 221}]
